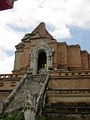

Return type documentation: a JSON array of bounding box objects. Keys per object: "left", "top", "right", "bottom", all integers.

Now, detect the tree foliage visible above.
[{"left": 1, "top": 111, "right": 24, "bottom": 120}]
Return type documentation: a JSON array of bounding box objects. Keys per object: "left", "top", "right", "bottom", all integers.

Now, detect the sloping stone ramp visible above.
[{"left": 3, "top": 73, "right": 49, "bottom": 119}]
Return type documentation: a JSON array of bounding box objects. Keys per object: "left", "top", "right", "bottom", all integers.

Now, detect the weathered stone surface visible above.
[
  {"left": 5, "top": 74, "right": 47, "bottom": 112},
  {"left": 45, "top": 113, "right": 90, "bottom": 120}
]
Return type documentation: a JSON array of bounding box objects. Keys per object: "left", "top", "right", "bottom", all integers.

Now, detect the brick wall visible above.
[
  {"left": 57, "top": 42, "right": 67, "bottom": 68},
  {"left": 81, "top": 51, "right": 89, "bottom": 69},
  {"left": 67, "top": 45, "right": 81, "bottom": 68}
]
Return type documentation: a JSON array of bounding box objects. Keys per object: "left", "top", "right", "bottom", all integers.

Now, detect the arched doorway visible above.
[
  {"left": 30, "top": 41, "right": 53, "bottom": 74},
  {"left": 38, "top": 51, "right": 47, "bottom": 71}
]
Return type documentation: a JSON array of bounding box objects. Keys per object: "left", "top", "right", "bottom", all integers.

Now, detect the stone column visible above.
[
  {"left": 24, "top": 106, "right": 35, "bottom": 120},
  {"left": 14, "top": 51, "right": 22, "bottom": 70},
  {"left": 47, "top": 52, "right": 53, "bottom": 70},
  {"left": 33, "top": 56, "right": 38, "bottom": 75},
  {"left": 13, "top": 43, "right": 24, "bottom": 71},
  {"left": 24, "top": 94, "right": 36, "bottom": 120}
]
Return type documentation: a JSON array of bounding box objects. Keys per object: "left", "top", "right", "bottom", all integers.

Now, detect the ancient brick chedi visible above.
[
  {"left": 13, "top": 22, "right": 90, "bottom": 74},
  {"left": 0, "top": 22, "right": 90, "bottom": 120}
]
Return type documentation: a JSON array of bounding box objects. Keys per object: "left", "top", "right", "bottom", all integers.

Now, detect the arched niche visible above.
[{"left": 30, "top": 41, "right": 53, "bottom": 74}]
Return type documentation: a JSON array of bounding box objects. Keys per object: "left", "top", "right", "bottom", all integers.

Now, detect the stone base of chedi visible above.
[{"left": 0, "top": 22, "right": 90, "bottom": 120}]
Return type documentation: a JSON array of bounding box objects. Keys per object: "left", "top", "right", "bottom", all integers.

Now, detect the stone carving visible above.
[
  {"left": 30, "top": 41, "right": 53, "bottom": 74},
  {"left": 27, "top": 94, "right": 33, "bottom": 105},
  {"left": 24, "top": 93, "right": 36, "bottom": 120}
]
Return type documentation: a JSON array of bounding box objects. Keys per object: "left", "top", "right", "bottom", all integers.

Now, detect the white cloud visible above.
[
  {"left": 0, "top": 0, "right": 90, "bottom": 73},
  {"left": 0, "top": 49, "right": 14, "bottom": 73},
  {"left": 65, "top": 0, "right": 90, "bottom": 28}
]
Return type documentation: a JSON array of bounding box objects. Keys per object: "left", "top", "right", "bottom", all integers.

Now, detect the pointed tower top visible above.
[
  {"left": 22, "top": 22, "right": 54, "bottom": 41},
  {"left": 31, "top": 22, "right": 46, "bottom": 37}
]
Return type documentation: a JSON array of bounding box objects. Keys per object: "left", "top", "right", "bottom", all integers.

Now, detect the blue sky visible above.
[
  {"left": 63, "top": 26, "right": 90, "bottom": 53},
  {"left": 0, "top": 0, "right": 90, "bottom": 73}
]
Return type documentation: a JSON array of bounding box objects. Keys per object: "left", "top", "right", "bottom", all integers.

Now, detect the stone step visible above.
[{"left": 5, "top": 74, "right": 47, "bottom": 112}]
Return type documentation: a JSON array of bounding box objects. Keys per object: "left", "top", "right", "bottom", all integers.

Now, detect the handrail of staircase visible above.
[
  {"left": 3, "top": 73, "right": 27, "bottom": 113},
  {"left": 35, "top": 73, "right": 49, "bottom": 117}
]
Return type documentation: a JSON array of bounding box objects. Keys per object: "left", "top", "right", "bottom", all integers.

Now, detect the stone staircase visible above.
[{"left": 2, "top": 72, "right": 49, "bottom": 119}]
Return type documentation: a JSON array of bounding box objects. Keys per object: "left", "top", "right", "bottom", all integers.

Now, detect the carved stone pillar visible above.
[{"left": 24, "top": 106, "right": 35, "bottom": 120}]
